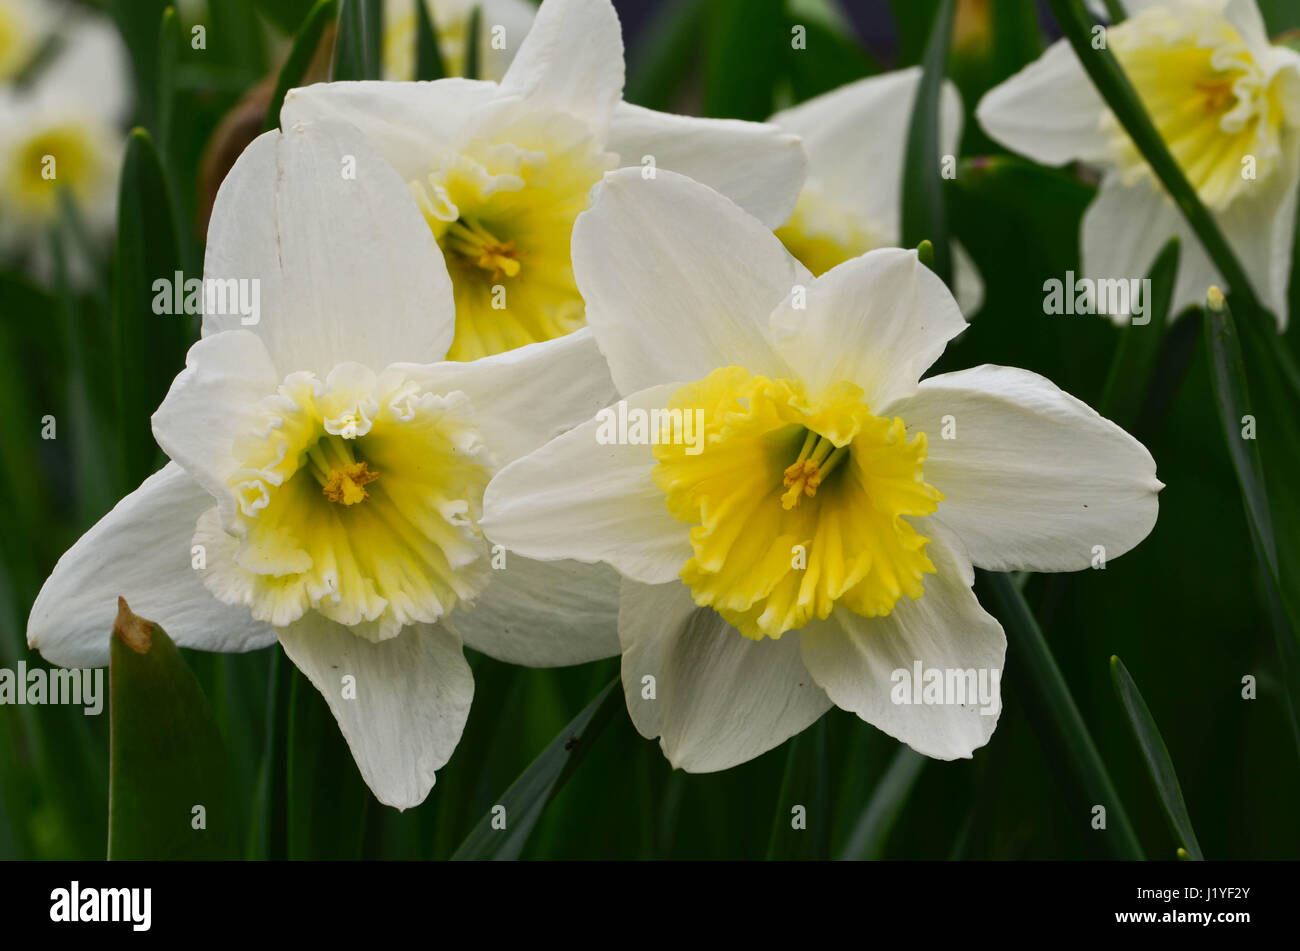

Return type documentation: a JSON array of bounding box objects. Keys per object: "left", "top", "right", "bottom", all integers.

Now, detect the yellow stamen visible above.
[
  {"left": 321, "top": 461, "right": 380, "bottom": 506},
  {"left": 443, "top": 217, "right": 523, "bottom": 280},
  {"left": 781, "top": 434, "right": 849, "bottom": 509}
]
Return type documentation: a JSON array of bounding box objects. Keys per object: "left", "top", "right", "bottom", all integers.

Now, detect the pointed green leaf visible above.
[
  {"left": 414, "top": 0, "right": 447, "bottom": 81},
  {"left": 900, "top": 0, "right": 955, "bottom": 286},
  {"left": 450, "top": 679, "right": 621, "bottom": 860},
  {"left": 1109, "top": 655, "right": 1204, "bottom": 860},
  {"left": 112, "top": 128, "right": 188, "bottom": 493},
  {"left": 157, "top": 7, "right": 180, "bottom": 159},
  {"left": 463, "top": 4, "right": 482, "bottom": 81},
  {"left": 332, "top": 0, "right": 381, "bottom": 81},
  {"left": 109, "top": 599, "right": 239, "bottom": 859},
  {"left": 265, "top": 0, "right": 339, "bottom": 131},
  {"left": 974, "top": 570, "right": 1144, "bottom": 859},
  {"left": 108, "top": 0, "right": 170, "bottom": 132}
]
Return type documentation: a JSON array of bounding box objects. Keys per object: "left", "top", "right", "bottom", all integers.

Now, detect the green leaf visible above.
[
  {"left": 703, "top": 0, "right": 785, "bottom": 120},
  {"left": 108, "top": 0, "right": 170, "bottom": 132},
  {"left": 463, "top": 4, "right": 481, "bottom": 82},
  {"left": 414, "top": 0, "right": 447, "bottom": 81},
  {"left": 111, "top": 128, "right": 189, "bottom": 493},
  {"left": 1045, "top": 0, "right": 1267, "bottom": 326},
  {"left": 839, "top": 746, "right": 927, "bottom": 860},
  {"left": 624, "top": 0, "right": 706, "bottom": 111},
  {"left": 253, "top": 0, "right": 319, "bottom": 34},
  {"left": 765, "top": 719, "right": 830, "bottom": 859},
  {"left": 247, "top": 646, "right": 294, "bottom": 859},
  {"left": 450, "top": 679, "right": 621, "bottom": 860},
  {"left": 286, "top": 666, "right": 369, "bottom": 858},
  {"left": 783, "top": 2, "right": 878, "bottom": 104},
  {"left": 900, "top": 0, "right": 955, "bottom": 286},
  {"left": 332, "top": 0, "right": 382, "bottom": 81},
  {"left": 1203, "top": 294, "right": 1300, "bottom": 755},
  {"left": 974, "top": 571, "right": 1144, "bottom": 859},
  {"left": 1109, "top": 655, "right": 1204, "bottom": 860},
  {"left": 265, "top": 0, "right": 339, "bottom": 131},
  {"left": 156, "top": 7, "right": 180, "bottom": 160},
  {"left": 1098, "top": 237, "right": 1180, "bottom": 430},
  {"left": 109, "top": 599, "right": 239, "bottom": 859}
]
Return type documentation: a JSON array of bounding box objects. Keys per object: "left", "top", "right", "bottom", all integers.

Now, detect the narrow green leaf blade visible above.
[
  {"left": 765, "top": 719, "right": 830, "bottom": 860},
  {"left": 265, "top": 0, "right": 339, "bottom": 131},
  {"left": 839, "top": 746, "right": 927, "bottom": 860},
  {"left": 108, "top": 0, "right": 170, "bottom": 132},
  {"left": 332, "top": 0, "right": 381, "bottom": 81},
  {"left": 974, "top": 570, "right": 1144, "bottom": 859},
  {"left": 463, "top": 4, "right": 482, "bottom": 82},
  {"left": 414, "top": 0, "right": 447, "bottom": 81},
  {"left": 900, "top": 0, "right": 955, "bottom": 286},
  {"left": 450, "top": 679, "right": 621, "bottom": 860},
  {"left": 109, "top": 599, "right": 239, "bottom": 859},
  {"left": 111, "top": 128, "right": 188, "bottom": 493},
  {"left": 1109, "top": 655, "right": 1204, "bottom": 860},
  {"left": 253, "top": 0, "right": 318, "bottom": 34}
]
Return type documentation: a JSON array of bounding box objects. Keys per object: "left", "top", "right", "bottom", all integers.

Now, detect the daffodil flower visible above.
[
  {"left": 0, "top": 8, "right": 128, "bottom": 281},
  {"left": 977, "top": 0, "right": 1300, "bottom": 327},
  {"left": 383, "top": 0, "right": 535, "bottom": 82},
  {"left": 0, "top": 0, "right": 52, "bottom": 80},
  {"left": 770, "top": 66, "right": 984, "bottom": 315},
  {"left": 282, "top": 0, "right": 807, "bottom": 361},
  {"left": 27, "top": 119, "right": 622, "bottom": 808},
  {"left": 481, "top": 169, "right": 1162, "bottom": 770}
]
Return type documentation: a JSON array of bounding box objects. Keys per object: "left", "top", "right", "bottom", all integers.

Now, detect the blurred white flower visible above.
[
  {"left": 0, "top": 8, "right": 129, "bottom": 282},
  {"left": 482, "top": 169, "right": 1162, "bottom": 771},
  {"left": 977, "top": 0, "right": 1300, "bottom": 327}
]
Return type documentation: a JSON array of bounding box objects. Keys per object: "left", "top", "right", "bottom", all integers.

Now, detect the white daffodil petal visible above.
[
  {"left": 770, "top": 67, "right": 962, "bottom": 234},
  {"left": 1082, "top": 174, "right": 1208, "bottom": 323},
  {"left": 605, "top": 102, "right": 807, "bottom": 228},
  {"left": 497, "top": 0, "right": 624, "bottom": 139},
  {"left": 277, "top": 618, "right": 473, "bottom": 810},
  {"left": 398, "top": 327, "right": 617, "bottom": 466},
  {"left": 151, "top": 330, "right": 279, "bottom": 519},
  {"left": 449, "top": 557, "right": 620, "bottom": 666},
  {"left": 481, "top": 383, "right": 690, "bottom": 585},
  {"left": 1219, "top": 133, "right": 1300, "bottom": 330},
  {"left": 976, "top": 37, "right": 1111, "bottom": 166},
  {"left": 768, "top": 247, "right": 966, "bottom": 407},
  {"left": 27, "top": 464, "right": 274, "bottom": 668},
  {"left": 281, "top": 79, "right": 500, "bottom": 180},
  {"left": 799, "top": 521, "right": 1004, "bottom": 760},
  {"left": 619, "top": 579, "right": 832, "bottom": 773},
  {"left": 889, "top": 365, "right": 1162, "bottom": 572},
  {"left": 203, "top": 120, "right": 455, "bottom": 376},
  {"left": 572, "top": 168, "right": 805, "bottom": 395}
]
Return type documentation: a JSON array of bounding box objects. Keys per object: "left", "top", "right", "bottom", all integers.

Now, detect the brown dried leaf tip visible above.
[{"left": 112, "top": 597, "right": 154, "bottom": 654}]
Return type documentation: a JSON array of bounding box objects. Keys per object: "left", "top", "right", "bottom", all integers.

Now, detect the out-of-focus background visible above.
[{"left": 2, "top": 0, "right": 1299, "bottom": 860}]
